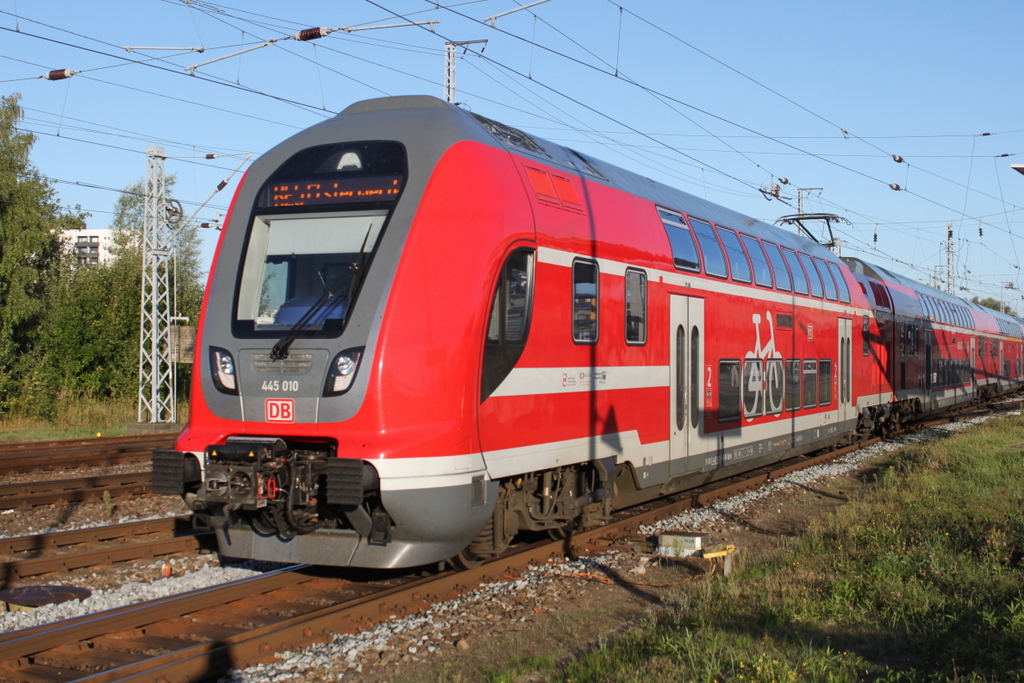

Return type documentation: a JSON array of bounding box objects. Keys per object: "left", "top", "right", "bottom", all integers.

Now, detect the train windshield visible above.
[{"left": 235, "top": 209, "right": 387, "bottom": 332}]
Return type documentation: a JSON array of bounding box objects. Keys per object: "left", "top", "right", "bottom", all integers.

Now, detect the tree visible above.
[
  {"left": 0, "top": 94, "right": 85, "bottom": 411},
  {"left": 20, "top": 176, "right": 206, "bottom": 416},
  {"left": 108, "top": 176, "right": 205, "bottom": 359},
  {"left": 109, "top": 177, "right": 205, "bottom": 401},
  {"left": 971, "top": 296, "right": 1017, "bottom": 317}
]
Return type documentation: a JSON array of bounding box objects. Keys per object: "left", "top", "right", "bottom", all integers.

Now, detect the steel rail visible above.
[
  {"left": 0, "top": 565, "right": 312, "bottom": 657},
  {"left": 0, "top": 473, "right": 152, "bottom": 510},
  {"left": 0, "top": 517, "right": 212, "bottom": 582},
  {"left": 0, "top": 435, "right": 177, "bottom": 477},
  {"left": 0, "top": 564, "right": 414, "bottom": 682},
  {"left": 0, "top": 435, "right": 177, "bottom": 456},
  {"left": 0, "top": 518, "right": 193, "bottom": 557},
  {"left": 2, "top": 400, "right": 1020, "bottom": 681},
  {"left": 58, "top": 441, "right": 883, "bottom": 683}
]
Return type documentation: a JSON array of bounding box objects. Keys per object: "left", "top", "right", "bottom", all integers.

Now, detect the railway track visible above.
[
  {"left": 0, "top": 473, "right": 152, "bottom": 511},
  {"left": 0, "top": 517, "right": 212, "bottom": 583},
  {"left": 0, "top": 406, "right": 1016, "bottom": 682},
  {"left": 0, "top": 435, "right": 177, "bottom": 478},
  {"left": 0, "top": 435, "right": 883, "bottom": 683}
]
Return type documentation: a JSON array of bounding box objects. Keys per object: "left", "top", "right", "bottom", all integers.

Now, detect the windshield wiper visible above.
[{"left": 269, "top": 225, "right": 374, "bottom": 360}]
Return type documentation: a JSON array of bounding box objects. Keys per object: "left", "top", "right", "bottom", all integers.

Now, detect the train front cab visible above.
[{"left": 157, "top": 98, "right": 553, "bottom": 569}]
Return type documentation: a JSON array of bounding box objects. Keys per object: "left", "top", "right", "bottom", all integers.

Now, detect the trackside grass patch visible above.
[
  {"left": 550, "top": 413, "right": 1024, "bottom": 682},
  {"left": 0, "top": 396, "right": 189, "bottom": 441}
]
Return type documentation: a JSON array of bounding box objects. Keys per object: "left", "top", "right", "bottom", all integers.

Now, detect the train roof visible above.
[
  {"left": 845, "top": 255, "right": 1024, "bottom": 338},
  {"left": 336, "top": 96, "right": 838, "bottom": 264}
]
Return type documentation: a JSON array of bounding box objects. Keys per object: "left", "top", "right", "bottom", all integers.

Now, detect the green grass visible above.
[
  {"left": 546, "top": 414, "right": 1024, "bottom": 682},
  {"left": 0, "top": 395, "right": 188, "bottom": 441},
  {"left": 481, "top": 655, "right": 557, "bottom": 682}
]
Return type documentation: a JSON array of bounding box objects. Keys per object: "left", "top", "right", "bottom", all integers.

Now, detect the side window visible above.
[
  {"left": 658, "top": 208, "right": 700, "bottom": 272},
  {"left": 863, "top": 315, "right": 871, "bottom": 356},
  {"left": 742, "top": 235, "right": 774, "bottom": 288},
  {"left": 690, "top": 326, "right": 701, "bottom": 428},
  {"left": 819, "top": 359, "right": 832, "bottom": 406},
  {"left": 814, "top": 258, "right": 838, "bottom": 301},
  {"left": 803, "top": 359, "right": 818, "bottom": 408},
  {"left": 870, "top": 282, "right": 891, "bottom": 309},
  {"left": 688, "top": 217, "right": 728, "bottom": 279},
  {"left": 828, "top": 263, "right": 851, "bottom": 303},
  {"left": 742, "top": 360, "right": 763, "bottom": 418},
  {"left": 482, "top": 249, "right": 534, "bottom": 400},
  {"left": 719, "top": 360, "right": 741, "bottom": 422},
  {"left": 799, "top": 253, "right": 824, "bottom": 298},
  {"left": 763, "top": 242, "right": 792, "bottom": 291},
  {"left": 625, "top": 268, "right": 647, "bottom": 345},
  {"left": 716, "top": 227, "right": 751, "bottom": 283},
  {"left": 782, "top": 248, "right": 809, "bottom": 295},
  {"left": 766, "top": 358, "right": 784, "bottom": 415},
  {"left": 572, "top": 260, "right": 599, "bottom": 344},
  {"left": 785, "top": 359, "right": 801, "bottom": 411}
]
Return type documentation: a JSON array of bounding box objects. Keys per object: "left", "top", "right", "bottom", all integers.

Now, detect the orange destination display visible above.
[{"left": 262, "top": 175, "right": 402, "bottom": 207}]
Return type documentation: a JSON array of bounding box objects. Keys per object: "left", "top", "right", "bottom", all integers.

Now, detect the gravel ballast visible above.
[{"left": 0, "top": 412, "right": 1010, "bottom": 682}]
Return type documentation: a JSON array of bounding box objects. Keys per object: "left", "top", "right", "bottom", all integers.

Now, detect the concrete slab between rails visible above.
[{"left": 127, "top": 422, "right": 184, "bottom": 435}]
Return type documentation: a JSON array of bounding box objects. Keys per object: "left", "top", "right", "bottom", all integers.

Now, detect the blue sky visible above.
[{"left": 3, "top": 1, "right": 1023, "bottom": 309}]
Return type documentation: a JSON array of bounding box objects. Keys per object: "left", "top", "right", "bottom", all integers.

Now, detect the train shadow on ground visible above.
[
  {"left": 561, "top": 526, "right": 663, "bottom": 607},
  {"left": 698, "top": 506, "right": 798, "bottom": 538}
]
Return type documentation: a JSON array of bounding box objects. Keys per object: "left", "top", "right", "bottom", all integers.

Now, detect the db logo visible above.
[{"left": 265, "top": 398, "right": 294, "bottom": 423}]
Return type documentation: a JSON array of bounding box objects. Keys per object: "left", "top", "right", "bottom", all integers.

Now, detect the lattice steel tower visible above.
[{"left": 137, "top": 146, "right": 179, "bottom": 424}]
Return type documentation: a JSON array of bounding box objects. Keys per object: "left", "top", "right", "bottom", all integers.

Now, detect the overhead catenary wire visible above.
[
  {"left": 4, "top": 1, "right": 1023, "bottom": 301},
  {"left": 408, "top": 0, "right": 1024, "bottom": 297},
  {"left": 415, "top": 0, "right": 1024, "bottom": 234}
]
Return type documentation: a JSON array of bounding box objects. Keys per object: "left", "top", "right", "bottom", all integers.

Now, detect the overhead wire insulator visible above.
[
  {"left": 295, "top": 27, "right": 328, "bottom": 41},
  {"left": 41, "top": 69, "right": 80, "bottom": 81}
]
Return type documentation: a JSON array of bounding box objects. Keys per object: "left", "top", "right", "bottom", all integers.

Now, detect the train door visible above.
[
  {"left": 999, "top": 340, "right": 1006, "bottom": 390},
  {"left": 838, "top": 318, "right": 854, "bottom": 425},
  {"left": 669, "top": 294, "right": 705, "bottom": 476},
  {"left": 925, "top": 330, "right": 933, "bottom": 395},
  {"left": 970, "top": 337, "right": 977, "bottom": 397}
]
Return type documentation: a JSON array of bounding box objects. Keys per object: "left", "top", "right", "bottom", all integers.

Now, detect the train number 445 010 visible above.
[{"left": 262, "top": 380, "right": 299, "bottom": 392}]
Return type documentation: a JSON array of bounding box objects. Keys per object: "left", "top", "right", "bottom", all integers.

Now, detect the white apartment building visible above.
[{"left": 62, "top": 228, "right": 117, "bottom": 265}]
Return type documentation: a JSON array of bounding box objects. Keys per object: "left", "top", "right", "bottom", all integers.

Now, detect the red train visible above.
[{"left": 153, "top": 95, "right": 1024, "bottom": 568}]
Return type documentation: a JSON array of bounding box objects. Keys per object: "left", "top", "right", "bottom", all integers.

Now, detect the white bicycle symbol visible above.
[{"left": 743, "top": 312, "right": 784, "bottom": 419}]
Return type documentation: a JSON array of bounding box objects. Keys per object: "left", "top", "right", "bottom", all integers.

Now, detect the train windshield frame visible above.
[{"left": 231, "top": 140, "right": 407, "bottom": 339}]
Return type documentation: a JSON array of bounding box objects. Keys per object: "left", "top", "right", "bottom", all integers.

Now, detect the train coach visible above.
[{"left": 153, "top": 95, "right": 1024, "bottom": 569}]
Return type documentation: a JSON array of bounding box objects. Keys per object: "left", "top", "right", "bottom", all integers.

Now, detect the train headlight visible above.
[
  {"left": 210, "top": 347, "right": 238, "bottom": 395},
  {"left": 324, "top": 347, "right": 364, "bottom": 396}
]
